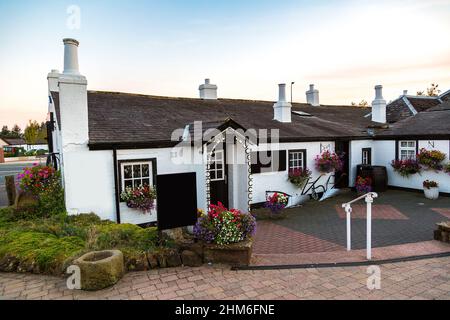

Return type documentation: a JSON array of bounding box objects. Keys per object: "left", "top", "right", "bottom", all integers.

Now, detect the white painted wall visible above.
[
  {"left": 349, "top": 140, "right": 374, "bottom": 187},
  {"left": 373, "top": 140, "right": 450, "bottom": 193},
  {"left": 251, "top": 141, "right": 335, "bottom": 205}
]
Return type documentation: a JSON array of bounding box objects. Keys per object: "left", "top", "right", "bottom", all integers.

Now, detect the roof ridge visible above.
[{"left": 87, "top": 90, "right": 359, "bottom": 108}]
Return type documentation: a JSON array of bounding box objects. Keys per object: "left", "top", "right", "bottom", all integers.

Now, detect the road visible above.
[{"left": 0, "top": 160, "right": 45, "bottom": 207}]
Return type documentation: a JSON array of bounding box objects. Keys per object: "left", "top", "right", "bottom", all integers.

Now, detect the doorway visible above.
[{"left": 335, "top": 140, "right": 350, "bottom": 188}]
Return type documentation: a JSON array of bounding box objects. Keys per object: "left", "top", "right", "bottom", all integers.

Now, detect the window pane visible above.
[
  {"left": 142, "top": 178, "right": 150, "bottom": 186},
  {"left": 401, "top": 142, "right": 407, "bottom": 147},
  {"left": 210, "top": 171, "right": 216, "bottom": 180},
  {"left": 124, "top": 165, "right": 132, "bottom": 179},
  {"left": 216, "top": 171, "right": 223, "bottom": 180},
  {"left": 408, "top": 141, "right": 415, "bottom": 148},
  {"left": 134, "top": 179, "right": 142, "bottom": 188},
  {"left": 133, "top": 165, "right": 142, "bottom": 178},
  {"left": 125, "top": 180, "right": 133, "bottom": 188},
  {"left": 142, "top": 164, "right": 150, "bottom": 177}
]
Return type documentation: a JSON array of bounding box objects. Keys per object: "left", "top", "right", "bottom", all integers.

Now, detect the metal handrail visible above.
[{"left": 342, "top": 192, "right": 378, "bottom": 260}]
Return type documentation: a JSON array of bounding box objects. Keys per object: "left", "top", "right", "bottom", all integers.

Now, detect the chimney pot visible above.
[
  {"left": 273, "top": 83, "right": 292, "bottom": 123},
  {"left": 306, "top": 84, "right": 320, "bottom": 106},
  {"left": 372, "top": 85, "right": 387, "bottom": 123},
  {"left": 63, "top": 38, "right": 80, "bottom": 75},
  {"left": 199, "top": 78, "right": 218, "bottom": 100}
]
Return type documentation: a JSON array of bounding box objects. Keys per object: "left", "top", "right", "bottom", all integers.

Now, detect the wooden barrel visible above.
[{"left": 356, "top": 165, "right": 388, "bottom": 192}]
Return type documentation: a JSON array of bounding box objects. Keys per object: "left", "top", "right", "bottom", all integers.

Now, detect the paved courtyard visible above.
[
  {"left": 0, "top": 256, "right": 449, "bottom": 300},
  {"left": 253, "top": 190, "right": 450, "bottom": 262}
]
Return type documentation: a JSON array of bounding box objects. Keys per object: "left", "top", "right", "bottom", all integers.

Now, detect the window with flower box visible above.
[
  {"left": 288, "top": 150, "right": 306, "bottom": 171},
  {"left": 209, "top": 149, "right": 225, "bottom": 181},
  {"left": 119, "top": 159, "right": 156, "bottom": 198}
]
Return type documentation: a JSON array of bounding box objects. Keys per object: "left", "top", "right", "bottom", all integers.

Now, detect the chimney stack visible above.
[
  {"left": 63, "top": 38, "right": 80, "bottom": 75},
  {"left": 403, "top": 90, "right": 408, "bottom": 96},
  {"left": 371, "top": 85, "right": 387, "bottom": 123},
  {"left": 306, "top": 84, "right": 320, "bottom": 106},
  {"left": 199, "top": 78, "right": 218, "bottom": 100},
  {"left": 273, "top": 84, "right": 292, "bottom": 123}
]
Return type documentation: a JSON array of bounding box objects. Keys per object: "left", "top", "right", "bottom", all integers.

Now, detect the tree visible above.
[
  {"left": 11, "top": 124, "right": 22, "bottom": 138},
  {"left": 24, "top": 120, "right": 40, "bottom": 145},
  {"left": 416, "top": 83, "right": 441, "bottom": 97},
  {"left": 1, "top": 125, "right": 9, "bottom": 137},
  {"left": 351, "top": 100, "right": 369, "bottom": 107}
]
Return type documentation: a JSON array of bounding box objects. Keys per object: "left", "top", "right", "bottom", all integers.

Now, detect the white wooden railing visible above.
[{"left": 342, "top": 192, "right": 378, "bottom": 260}]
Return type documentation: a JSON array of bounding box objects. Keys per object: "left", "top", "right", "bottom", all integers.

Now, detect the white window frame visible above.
[
  {"left": 209, "top": 149, "right": 225, "bottom": 182},
  {"left": 399, "top": 140, "right": 417, "bottom": 160},
  {"left": 288, "top": 150, "right": 306, "bottom": 171},
  {"left": 120, "top": 161, "right": 154, "bottom": 191},
  {"left": 362, "top": 148, "right": 371, "bottom": 165}
]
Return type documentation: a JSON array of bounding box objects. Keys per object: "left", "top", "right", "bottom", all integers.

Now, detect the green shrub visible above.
[
  {"left": 92, "top": 223, "right": 158, "bottom": 251},
  {"left": 0, "top": 230, "right": 85, "bottom": 274}
]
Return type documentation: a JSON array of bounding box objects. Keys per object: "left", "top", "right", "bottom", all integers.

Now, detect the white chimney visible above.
[
  {"left": 273, "top": 84, "right": 292, "bottom": 123},
  {"left": 371, "top": 85, "right": 387, "bottom": 123},
  {"left": 403, "top": 90, "right": 408, "bottom": 96},
  {"left": 47, "top": 69, "right": 60, "bottom": 92},
  {"left": 63, "top": 38, "right": 80, "bottom": 75},
  {"left": 199, "top": 79, "right": 217, "bottom": 100},
  {"left": 306, "top": 84, "right": 320, "bottom": 106}
]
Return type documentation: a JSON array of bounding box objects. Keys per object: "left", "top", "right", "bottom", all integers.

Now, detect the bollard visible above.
[{"left": 0, "top": 147, "right": 4, "bottom": 163}]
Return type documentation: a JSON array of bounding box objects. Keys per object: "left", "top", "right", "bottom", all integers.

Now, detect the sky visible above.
[{"left": 1, "top": 0, "right": 450, "bottom": 129}]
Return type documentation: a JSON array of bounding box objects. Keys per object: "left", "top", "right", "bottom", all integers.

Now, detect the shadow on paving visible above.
[{"left": 256, "top": 190, "right": 450, "bottom": 252}]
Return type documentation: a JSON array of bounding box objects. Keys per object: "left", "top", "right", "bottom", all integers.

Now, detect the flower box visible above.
[
  {"left": 423, "top": 180, "right": 439, "bottom": 200},
  {"left": 203, "top": 239, "right": 253, "bottom": 266}
]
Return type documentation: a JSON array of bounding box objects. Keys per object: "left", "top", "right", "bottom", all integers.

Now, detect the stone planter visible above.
[
  {"left": 424, "top": 187, "right": 439, "bottom": 200},
  {"left": 435, "top": 222, "right": 450, "bottom": 243},
  {"left": 203, "top": 239, "right": 253, "bottom": 267},
  {"left": 73, "top": 250, "right": 125, "bottom": 291}
]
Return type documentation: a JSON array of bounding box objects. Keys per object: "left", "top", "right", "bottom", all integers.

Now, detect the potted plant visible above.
[
  {"left": 391, "top": 159, "right": 421, "bottom": 178},
  {"left": 194, "top": 203, "right": 257, "bottom": 266},
  {"left": 120, "top": 184, "right": 156, "bottom": 213},
  {"left": 355, "top": 176, "right": 372, "bottom": 195},
  {"left": 417, "top": 148, "right": 446, "bottom": 171},
  {"left": 265, "top": 192, "right": 289, "bottom": 214},
  {"left": 288, "top": 168, "right": 312, "bottom": 188},
  {"left": 444, "top": 163, "right": 450, "bottom": 175},
  {"left": 423, "top": 180, "right": 439, "bottom": 200},
  {"left": 314, "top": 151, "right": 343, "bottom": 174}
]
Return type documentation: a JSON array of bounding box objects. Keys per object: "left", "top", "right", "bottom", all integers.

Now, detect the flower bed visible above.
[
  {"left": 288, "top": 168, "right": 312, "bottom": 188},
  {"left": 265, "top": 192, "right": 289, "bottom": 214},
  {"left": 417, "top": 148, "right": 446, "bottom": 171},
  {"left": 355, "top": 176, "right": 372, "bottom": 195},
  {"left": 194, "top": 203, "right": 256, "bottom": 246},
  {"left": 315, "top": 151, "right": 343, "bottom": 174},
  {"left": 120, "top": 185, "right": 156, "bottom": 213},
  {"left": 391, "top": 159, "right": 421, "bottom": 178}
]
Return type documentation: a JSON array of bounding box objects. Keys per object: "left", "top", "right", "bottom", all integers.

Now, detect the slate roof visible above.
[
  {"left": 79, "top": 91, "right": 375, "bottom": 147},
  {"left": 386, "top": 96, "right": 442, "bottom": 123},
  {"left": 441, "top": 90, "right": 450, "bottom": 102},
  {"left": 376, "top": 105, "right": 450, "bottom": 139},
  {"left": 1, "top": 138, "right": 26, "bottom": 146}
]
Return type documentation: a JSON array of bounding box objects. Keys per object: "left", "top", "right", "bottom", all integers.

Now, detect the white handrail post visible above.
[
  {"left": 365, "top": 193, "right": 377, "bottom": 260},
  {"left": 344, "top": 204, "right": 352, "bottom": 251}
]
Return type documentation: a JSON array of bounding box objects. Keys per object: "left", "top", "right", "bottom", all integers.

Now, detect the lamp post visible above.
[{"left": 290, "top": 82, "right": 295, "bottom": 104}]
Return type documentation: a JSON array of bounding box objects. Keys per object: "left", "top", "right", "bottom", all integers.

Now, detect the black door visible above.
[
  {"left": 156, "top": 172, "right": 198, "bottom": 230},
  {"left": 335, "top": 141, "right": 350, "bottom": 188},
  {"left": 209, "top": 149, "right": 229, "bottom": 208}
]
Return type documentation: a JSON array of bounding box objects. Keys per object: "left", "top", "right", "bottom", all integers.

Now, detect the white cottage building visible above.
[{"left": 47, "top": 39, "right": 450, "bottom": 227}]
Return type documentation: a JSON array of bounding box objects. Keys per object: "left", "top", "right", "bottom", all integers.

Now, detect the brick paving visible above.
[
  {"left": 253, "top": 221, "right": 345, "bottom": 254},
  {"left": 335, "top": 204, "right": 408, "bottom": 220},
  {"left": 253, "top": 190, "right": 450, "bottom": 254},
  {"left": 432, "top": 208, "right": 450, "bottom": 220},
  {"left": 1, "top": 257, "right": 449, "bottom": 300}
]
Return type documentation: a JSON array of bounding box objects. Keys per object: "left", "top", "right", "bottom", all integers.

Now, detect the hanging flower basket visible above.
[
  {"left": 391, "top": 159, "right": 421, "bottom": 178},
  {"left": 288, "top": 168, "right": 312, "bottom": 188},
  {"left": 120, "top": 185, "right": 156, "bottom": 213},
  {"left": 417, "top": 148, "right": 446, "bottom": 171},
  {"left": 265, "top": 192, "right": 289, "bottom": 214},
  {"left": 314, "top": 151, "right": 343, "bottom": 174}
]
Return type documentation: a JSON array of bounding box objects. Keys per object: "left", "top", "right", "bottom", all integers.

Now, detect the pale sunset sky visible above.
[{"left": 1, "top": 0, "right": 450, "bottom": 129}]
